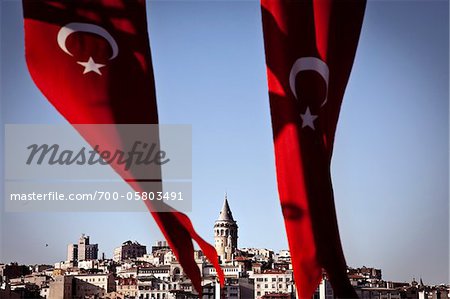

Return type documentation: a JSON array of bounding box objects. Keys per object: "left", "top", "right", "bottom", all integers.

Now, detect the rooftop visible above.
[{"left": 217, "top": 194, "right": 235, "bottom": 222}]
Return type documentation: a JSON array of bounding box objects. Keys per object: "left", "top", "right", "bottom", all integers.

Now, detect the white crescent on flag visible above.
[
  {"left": 57, "top": 22, "right": 119, "bottom": 60},
  {"left": 289, "top": 56, "right": 329, "bottom": 108}
]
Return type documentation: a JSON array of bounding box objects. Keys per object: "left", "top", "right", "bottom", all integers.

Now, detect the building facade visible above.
[
  {"left": 67, "top": 234, "right": 98, "bottom": 263},
  {"left": 67, "top": 244, "right": 78, "bottom": 263},
  {"left": 114, "top": 240, "right": 147, "bottom": 262},
  {"left": 251, "top": 269, "right": 295, "bottom": 299},
  {"left": 78, "top": 234, "right": 98, "bottom": 261},
  {"left": 74, "top": 273, "right": 116, "bottom": 298},
  {"left": 48, "top": 275, "right": 73, "bottom": 299}
]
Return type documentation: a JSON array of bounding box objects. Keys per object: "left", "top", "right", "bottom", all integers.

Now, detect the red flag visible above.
[
  {"left": 261, "top": 0, "right": 366, "bottom": 298},
  {"left": 22, "top": 0, "right": 224, "bottom": 293}
]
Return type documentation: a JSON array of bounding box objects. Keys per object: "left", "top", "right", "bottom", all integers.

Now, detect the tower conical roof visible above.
[{"left": 218, "top": 194, "right": 234, "bottom": 221}]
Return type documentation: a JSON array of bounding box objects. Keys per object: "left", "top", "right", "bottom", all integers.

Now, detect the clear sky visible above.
[{"left": 1, "top": 0, "right": 448, "bottom": 285}]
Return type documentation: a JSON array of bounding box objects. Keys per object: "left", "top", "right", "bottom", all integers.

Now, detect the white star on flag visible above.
[
  {"left": 300, "top": 107, "right": 318, "bottom": 130},
  {"left": 77, "top": 57, "right": 105, "bottom": 75}
]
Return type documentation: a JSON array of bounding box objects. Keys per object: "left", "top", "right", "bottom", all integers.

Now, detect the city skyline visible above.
[
  {"left": 4, "top": 214, "right": 443, "bottom": 299},
  {"left": 0, "top": 197, "right": 435, "bottom": 288},
  {"left": 0, "top": 193, "right": 446, "bottom": 286},
  {"left": 1, "top": 0, "right": 448, "bottom": 286}
]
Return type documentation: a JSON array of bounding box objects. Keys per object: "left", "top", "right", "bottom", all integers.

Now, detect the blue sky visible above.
[{"left": 1, "top": 0, "right": 448, "bottom": 285}]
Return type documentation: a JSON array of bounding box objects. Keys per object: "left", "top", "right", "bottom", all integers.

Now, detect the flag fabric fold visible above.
[
  {"left": 260, "top": 0, "right": 366, "bottom": 298},
  {"left": 22, "top": 0, "right": 224, "bottom": 294}
]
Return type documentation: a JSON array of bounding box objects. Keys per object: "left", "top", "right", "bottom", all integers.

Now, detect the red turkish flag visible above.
[
  {"left": 22, "top": 0, "right": 224, "bottom": 293},
  {"left": 261, "top": 0, "right": 366, "bottom": 298}
]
